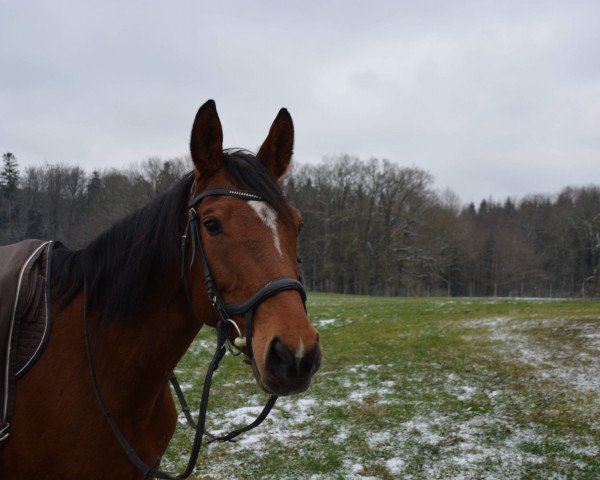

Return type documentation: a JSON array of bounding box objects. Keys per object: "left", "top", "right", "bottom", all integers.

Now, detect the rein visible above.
[{"left": 83, "top": 188, "right": 306, "bottom": 479}]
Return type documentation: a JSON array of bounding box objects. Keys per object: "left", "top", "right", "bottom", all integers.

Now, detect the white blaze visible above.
[
  {"left": 248, "top": 200, "right": 283, "bottom": 256},
  {"left": 295, "top": 339, "right": 305, "bottom": 360}
]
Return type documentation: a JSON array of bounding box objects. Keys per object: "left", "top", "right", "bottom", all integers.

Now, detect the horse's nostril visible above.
[
  {"left": 266, "top": 337, "right": 321, "bottom": 383},
  {"left": 266, "top": 338, "right": 295, "bottom": 381},
  {"left": 301, "top": 341, "right": 321, "bottom": 376}
]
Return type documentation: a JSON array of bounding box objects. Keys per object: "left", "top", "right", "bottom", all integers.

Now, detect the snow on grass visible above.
[
  {"left": 167, "top": 350, "right": 600, "bottom": 478},
  {"left": 445, "top": 373, "right": 479, "bottom": 401},
  {"left": 163, "top": 296, "right": 600, "bottom": 479},
  {"left": 469, "top": 316, "right": 600, "bottom": 399},
  {"left": 314, "top": 318, "right": 337, "bottom": 327},
  {"left": 184, "top": 338, "right": 214, "bottom": 356},
  {"left": 202, "top": 396, "right": 321, "bottom": 455},
  {"left": 358, "top": 411, "right": 597, "bottom": 479},
  {"left": 386, "top": 457, "right": 405, "bottom": 474},
  {"left": 177, "top": 381, "right": 193, "bottom": 391},
  {"left": 313, "top": 317, "right": 353, "bottom": 328},
  {"left": 197, "top": 367, "right": 596, "bottom": 478}
]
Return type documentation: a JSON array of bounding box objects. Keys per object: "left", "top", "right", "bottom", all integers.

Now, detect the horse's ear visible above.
[
  {"left": 190, "top": 100, "right": 224, "bottom": 178},
  {"left": 257, "top": 108, "right": 294, "bottom": 180}
]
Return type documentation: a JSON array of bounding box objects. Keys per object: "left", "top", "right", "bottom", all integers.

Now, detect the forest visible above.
[{"left": 1, "top": 152, "right": 599, "bottom": 298}]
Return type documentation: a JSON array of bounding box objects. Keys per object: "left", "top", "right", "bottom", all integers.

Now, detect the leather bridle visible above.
[
  {"left": 84, "top": 187, "right": 307, "bottom": 479},
  {"left": 181, "top": 188, "right": 306, "bottom": 360}
]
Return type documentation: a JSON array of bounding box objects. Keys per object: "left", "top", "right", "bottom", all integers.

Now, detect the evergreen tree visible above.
[
  {"left": 1, "top": 152, "right": 19, "bottom": 197},
  {"left": 0, "top": 152, "right": 20, "bottom": 242},
  {"left": 87, "top": 170, "right": 102, "bottom": 202}
]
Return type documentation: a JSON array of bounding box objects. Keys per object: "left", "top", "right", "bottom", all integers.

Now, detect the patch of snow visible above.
[
  {"left": 445, "top": 374, "right": 479, "bottom": 401},
  {"left": 178, "top": 382, "right": 193, "bottom": 391},
  {"left": 570, "top": 444, "right": 599, "bottom": 457},
  {"left": 314, "top": 318, "right": 337, "bottom": 327},
  {"left": 385, "top": 457, "right": 404, "bottom": 474},
  {"left": 467, "top": 316, "right": 600, "bottom": 400},
  {"left": 457, "top": 385, "right": 477, "bottom": 401},
  {"left": 313, "top": 317, "right": 353, "bottom": 328},
  {"left": 366, "top": 431, "right": 392, "bottom": 449},
  {"left": 335, "top": 426, "right": 350, "bottom": 442},
  {"left": 466, "top": 317, "right": 513, "bottom": 329},
  {"left": 347, "top": 364, "right": 381, "bottom": 374}
]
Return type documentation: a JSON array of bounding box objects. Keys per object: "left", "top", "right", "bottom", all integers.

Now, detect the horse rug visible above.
[{"left": 0, "top": 239, "right": 53, "bottom": 446}]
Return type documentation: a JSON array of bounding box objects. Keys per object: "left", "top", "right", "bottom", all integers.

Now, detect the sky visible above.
[{"left": 1, "top": 0, "right": 599, "bottom": 205}]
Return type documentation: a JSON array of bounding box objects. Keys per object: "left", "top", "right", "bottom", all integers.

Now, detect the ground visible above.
[{"left": 163, "top": 295, "right": 600, "bottom": 479}]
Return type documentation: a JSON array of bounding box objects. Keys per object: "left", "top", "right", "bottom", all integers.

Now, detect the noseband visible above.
[{"left": 84, "top": 187, "right": 307, "bottom": 480}]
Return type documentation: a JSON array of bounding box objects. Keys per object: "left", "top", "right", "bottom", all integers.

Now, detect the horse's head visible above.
[{"left": 186, "top": 100, "right": 321, "bottom": 396}]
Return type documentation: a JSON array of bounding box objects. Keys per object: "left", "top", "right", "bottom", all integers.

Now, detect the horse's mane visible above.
[{"left": 51, "top": 150, "right": 291, "bottom": 324}]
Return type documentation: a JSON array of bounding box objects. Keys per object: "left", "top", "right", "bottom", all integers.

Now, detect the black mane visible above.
[{"left": 51, "top": 150, "right": 290, "bottom": 324}]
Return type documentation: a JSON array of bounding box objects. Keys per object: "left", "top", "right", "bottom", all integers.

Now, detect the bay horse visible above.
[{"left": 0, "top": 100, "right": 321, "bottom": 479}]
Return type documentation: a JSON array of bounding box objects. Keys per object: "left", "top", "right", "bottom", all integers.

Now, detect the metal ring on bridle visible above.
[
  {"left": 225, "top": 318, "right": 242, "bottom": 337},
  {"left": 224, "top": 318, "right": 244, "bottom": 356}
]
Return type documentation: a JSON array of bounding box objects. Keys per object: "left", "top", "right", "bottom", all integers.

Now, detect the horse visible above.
[{"left": 0, "top": 100, "right": 321, "bottom": 479}]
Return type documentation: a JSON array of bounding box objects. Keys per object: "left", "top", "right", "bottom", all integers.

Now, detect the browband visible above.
[{"left": 188, "top": 188, "right": 262, "bottom": 208}]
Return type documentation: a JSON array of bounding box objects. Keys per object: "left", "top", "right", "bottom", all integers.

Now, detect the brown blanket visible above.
[{"left": 0, "top": 239, "right": 52, "bottom": 444}]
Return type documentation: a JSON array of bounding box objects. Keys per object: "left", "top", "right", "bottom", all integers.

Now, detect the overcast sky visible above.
[{"left": 1, "top": 1, "right": 599, "bottom": 205}]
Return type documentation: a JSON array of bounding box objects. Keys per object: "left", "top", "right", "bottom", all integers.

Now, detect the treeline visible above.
[
  {"left": 285, "top": 156, "right": 600, "bottom": 298},
  {"left": 1, "top": 153, "right": 599, "bottom": 298},
  {"left": 0, "top": 153, "right": 189, "bottom": 247}
]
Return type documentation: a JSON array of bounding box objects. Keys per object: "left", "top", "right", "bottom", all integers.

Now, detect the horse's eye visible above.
[{"left": 203, "top": 219, "right": 222, "bottom": 236}]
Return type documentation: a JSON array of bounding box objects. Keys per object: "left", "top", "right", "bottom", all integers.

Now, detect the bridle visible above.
[
  {"left": 181, "top": 188, "right": 306, "bottom": 361},
  {"left": 83, "top": 187, "right": 307, "bottom": 479}
]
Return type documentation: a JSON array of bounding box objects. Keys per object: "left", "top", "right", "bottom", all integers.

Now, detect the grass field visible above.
[{"left": 163, "top": 294, "right": 600, "bottom": 479}]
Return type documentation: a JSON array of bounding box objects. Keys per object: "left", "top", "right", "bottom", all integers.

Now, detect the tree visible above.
[
  {"left": 0, "top": 152, "right": 21, "bottom": 242},
  {"left": 1, "top": 152, "right": 19, "bottom": 197},
  {"left": 87, "top": 170, "right": 102, "bottom": 202}
]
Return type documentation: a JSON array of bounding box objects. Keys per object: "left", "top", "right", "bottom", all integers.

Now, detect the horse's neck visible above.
[{"left": 85, "top": 280, "right": 204, "bottom": 415}]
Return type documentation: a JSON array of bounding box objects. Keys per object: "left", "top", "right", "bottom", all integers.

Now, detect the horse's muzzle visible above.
[{"left": 261, "top": 336, "right": 321, "bottom": 395}]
